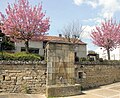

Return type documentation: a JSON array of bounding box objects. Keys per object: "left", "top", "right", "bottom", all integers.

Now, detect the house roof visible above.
[{"left": 32, "top": 35, "right": 86, "bottom": 45}]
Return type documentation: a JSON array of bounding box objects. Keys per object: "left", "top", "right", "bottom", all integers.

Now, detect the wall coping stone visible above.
[
  {"left": 75, "top": 61, "right": 120, "bottom": 65},
  {"left": 0, "top": 60, "right": 46, "bottom": 65}
]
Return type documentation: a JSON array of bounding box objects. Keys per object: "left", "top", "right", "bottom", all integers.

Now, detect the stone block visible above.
[
  {"left": 64, "top": 56, "right": 69, "bottom": 62},
  {"left": 46, "top": 84, "right": 81, "bottom": 97},
  {"left": 47, "top": 62, "right": 52, "bottom": 68},
  {"left": 69, "top": 45, "right": 74, "bottom": 51},
  {"left": 62, "top": 44, "right": 69, "bottom": 50},
  {"left": 11, "top": 76, "right": 17, "bottom": 80},
  {"left": 49, "top": 44, "right": 56, "bottom": 50},
  {"left": 66, "top": 68, "right": 74, "bottom": 74},
  {"left": 0, "top": 75, "right": 3, "bottom": 81},
  {"left": 5, "top": 76, "right": 11, "bottom": 81},
  {"left": 48, "top": 49, "right": 56, "bottom": 57},
  {"left": 47, "top": 73, "right": 52, "bottom": 80},
  {"left": 56, "top": 44, "right": 62, "bottom": 50},
  {"left": 56, "top": 57, "right": 61, "bottom": 62},
  {"left": 69, "top": 52, "right": 74, "bottom": 60},
  {"left": 47, "top": 67, "right": 52, "bottom": 74},
  {"left": 55, "top": 50, "right": 63, "bottom": 56},
  {"left": 7, "top": 70, "right": 22, "bottom": 73},
  {"left": 23, "top": 76, "right": 33, "bottom": 80},
  {"left": 46, "top": 79, "right": 53, "bottom": 85}
]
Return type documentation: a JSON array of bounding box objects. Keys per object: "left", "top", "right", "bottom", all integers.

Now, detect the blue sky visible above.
[{"left": 0, "top": 0, "right": 120, "bottom": 51}]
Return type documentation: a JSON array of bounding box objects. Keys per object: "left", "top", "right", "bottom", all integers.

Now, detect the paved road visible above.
[
  {"left": 63, "top": 82, "right": 120, "bottom": 98},
  {"left": 0, "top": 82, "right": 120, "bottom": 98},
  {"left": 0, "top": 94, "right": 46, "bottom": 98}
]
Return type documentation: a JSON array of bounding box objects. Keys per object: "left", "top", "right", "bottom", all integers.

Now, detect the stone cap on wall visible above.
[
  {"left": 0, "top": 60, "right": 46, "bottom": 65},
  {"left": 75, "top": 61, "right": 120, "bottom": 65}
]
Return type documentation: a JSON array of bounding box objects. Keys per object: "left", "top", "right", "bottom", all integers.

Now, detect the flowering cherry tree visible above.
[
  {"left": 91, "top": 19, "right": 120, "bottom": 60},
  {"left": 0, "top": 0, "right": 50, "bottom": 53}
]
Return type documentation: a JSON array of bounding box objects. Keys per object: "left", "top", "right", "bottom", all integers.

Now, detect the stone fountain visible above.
[{"left": 46, "top": 41, "right": 81, "bottom": 97}]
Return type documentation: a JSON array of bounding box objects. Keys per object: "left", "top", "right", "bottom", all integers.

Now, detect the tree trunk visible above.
[
  {"left": 25, "top": 40, "right": 29, "bottom": 53},
  {"left": 107, "top": 48, "right": 110, "bottom": 60}
]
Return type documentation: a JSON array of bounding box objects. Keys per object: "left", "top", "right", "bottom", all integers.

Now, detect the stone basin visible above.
[{"left": 46, "top": 84, "right": 81, "bottom": 97}]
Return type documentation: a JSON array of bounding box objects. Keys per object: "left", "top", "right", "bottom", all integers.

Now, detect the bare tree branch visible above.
[{"left": 61, "top": 20, "right": 85, "bottom": 42}]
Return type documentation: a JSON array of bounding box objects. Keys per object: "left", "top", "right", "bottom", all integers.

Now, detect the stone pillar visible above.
[{"left": 46, "top": 41, "right": 81, "bottom": 97}]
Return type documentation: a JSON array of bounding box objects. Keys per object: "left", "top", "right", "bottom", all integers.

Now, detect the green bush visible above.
[
  {"left": 0, "top": 52, "right": 15, "bottom": 60},
  {"left": 0, "top": 52, "right": 42, "bottom": 61},
  {"left": 99, "top": 58, "right": 103, "bottom": 62},
  {"left": 80, "top": 57, "right": 87, "bottom": 61},
  {"left": 88, "top": 58, "right": 94, "bottom": 62},
  {"left": 14, "top": 52, "right": 41, "bottom": 61}
]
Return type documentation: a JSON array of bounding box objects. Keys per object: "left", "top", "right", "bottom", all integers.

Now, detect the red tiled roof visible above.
[{"left": 32, "top": 35, "right": 86, "bottom": 45}]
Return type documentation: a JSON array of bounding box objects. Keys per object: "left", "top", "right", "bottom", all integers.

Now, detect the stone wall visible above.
[
  {"left": 1, "top": 63, "right": 120, "bottom": 94},
  {"left": 0, "top": 64, "right": 46, "bottom": 94},
  {"left": 75, "top": 64, "right": 120, "bottom": 89},
  {"left": 1, "top": 62, "right": 120, "bottom": 94}
]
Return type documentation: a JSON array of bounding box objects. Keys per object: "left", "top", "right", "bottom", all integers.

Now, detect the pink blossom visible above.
[
  {"left": 91, "top": 19, "right": 120, "bottom": 60},
  {"left": 0, "top": 0, "right": 50, "bottom": 41}
]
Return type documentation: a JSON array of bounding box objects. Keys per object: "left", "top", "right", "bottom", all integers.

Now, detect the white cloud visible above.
[
  {"left": 73, "top": 0, "right": 98, "bottom": 8},
  {"left": 83, "top": 17, "right": 104, "bottom": 24},
  {"left": 87, "top": 1, "right": 97, "bottom": 8},
  {"left": 73, "top": 0, "right": 120, "bottom": 18},
  {"left": 98, "top": 0, "right": 120, "bottom": 18},
  {"left": 82, "top": 25, "right": 95, "bottom": 39},
  {"left": 101, "top": 11, "right": 114, "bottom": 19},
  {"left": 73, "top": 0, "right": 85, "bottom": 5}
]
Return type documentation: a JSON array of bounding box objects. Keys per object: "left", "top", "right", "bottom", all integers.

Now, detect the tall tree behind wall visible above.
[
  {"left": 91, "top": 19, "right": 120, "bottom": 60},
  {"left": 0, "top": 0, "right": 50, "bottom": 53}
]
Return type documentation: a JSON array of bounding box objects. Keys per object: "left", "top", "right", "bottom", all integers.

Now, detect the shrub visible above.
[
  {"left": 88, "top": 58, "right": 94, "bottom": 62},
  {"left": 0, "top": 52, "right": 15, "bottom": 60},
  {"left": 99, "top": 58, "right": 103, "bottom": 62},
  {"left": 80, "top": 57, "right": 87, "bottom": 61},
  {"left": 0, "top": 52, "right": 42, "bottom": 61},
  {"left": 14, "top": 52, "right": 41, "bottom": 61}
]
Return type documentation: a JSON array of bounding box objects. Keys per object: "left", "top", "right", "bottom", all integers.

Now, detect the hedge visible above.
[{"left": 0, "top": 52, "right": 42, "bottom": 61}]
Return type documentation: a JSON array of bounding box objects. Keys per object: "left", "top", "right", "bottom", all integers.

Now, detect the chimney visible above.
[{"left": 59, "top": 34, "right": 62, "bottom": 37}]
